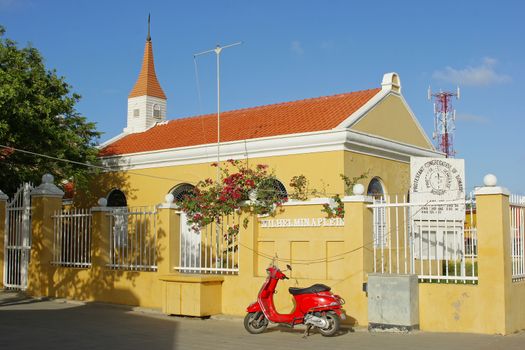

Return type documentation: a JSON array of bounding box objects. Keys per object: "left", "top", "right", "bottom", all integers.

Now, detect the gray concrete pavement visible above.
[{"left": 1, "top": 291, "right": 524, "bottom": 350}]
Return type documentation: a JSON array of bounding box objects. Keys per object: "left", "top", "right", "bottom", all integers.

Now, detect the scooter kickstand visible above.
[{"left": 302, "top": 325, "right": 312, "bottom": 338}]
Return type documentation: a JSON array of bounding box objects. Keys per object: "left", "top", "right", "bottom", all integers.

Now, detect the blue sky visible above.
[{"left": 1, "top": 0, "right": 524, "bottom": 194}]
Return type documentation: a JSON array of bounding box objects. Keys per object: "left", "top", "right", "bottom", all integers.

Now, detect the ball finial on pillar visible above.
[
  {"left": 483, "top": 174, "right": 497, "bottom": 187},
  {"left": 165, "top": 193, "right": 175, "bottom": 204},
  {"left": 353, "top": 183, "right": 365, "bottom": 195},
  {"left": 42, "top": 173, "right": 54, "bottom": 184}
]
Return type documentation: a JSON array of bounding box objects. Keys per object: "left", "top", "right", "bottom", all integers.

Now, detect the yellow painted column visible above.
[
  {"left": 27, "top": 174, "right": 64, "bottom": 297},
  {"left": 475, "top": 179, "right": 512, "bottom": 334},
  {"left": 238, "top": 213, "right": 258, "bottom": 277},
  {"left": 91, "top": 203, "right": 111, "bottom": 275},
  {"left": 156, "top": 198, "right": 180, "bottom": 276},
  {"left": 0, "top": 190, "right": 8, "bottom": 288},
  {"left": 342, "top": 192, "right": 373, "bottom": 327}
]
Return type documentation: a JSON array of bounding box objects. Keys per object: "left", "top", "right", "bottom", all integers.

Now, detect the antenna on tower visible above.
[{"left": 428, "top": 86, "right": 460, "bottom": 158}]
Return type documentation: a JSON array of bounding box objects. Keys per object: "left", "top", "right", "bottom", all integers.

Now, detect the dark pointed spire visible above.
[{"left": 147, "top": 13, "right": 151, "bottom": 42}]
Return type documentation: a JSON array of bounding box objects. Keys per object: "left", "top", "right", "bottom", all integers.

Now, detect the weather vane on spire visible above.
[{"left": 147, "top": 13, "right": 151, "bottom": 42}]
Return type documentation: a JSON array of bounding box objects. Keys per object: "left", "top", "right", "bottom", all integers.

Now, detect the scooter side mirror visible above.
[{"left": 286, "top": 264, "right": 292, "bottom": 271}]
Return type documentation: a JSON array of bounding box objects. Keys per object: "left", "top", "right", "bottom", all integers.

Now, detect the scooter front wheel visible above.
[
  {"left": 318, "top": 311, "right": 340, "bottom": 337},
  {"left": 244, "top": 312, "right": 269, "bottom": 334}
]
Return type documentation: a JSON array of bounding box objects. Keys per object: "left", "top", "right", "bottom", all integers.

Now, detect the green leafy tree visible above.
[{"left": 0, "top": 26, "right": 101, "bottom": 196}]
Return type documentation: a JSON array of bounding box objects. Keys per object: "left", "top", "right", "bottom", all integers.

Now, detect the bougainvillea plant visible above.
[
  {"left": 321, "top": 194, "right": 345, "bottom": 219},
  {"left": 289, "top": 172, "right": 369, "bottom": 219},
  {"left": 175, "top": 159, "right": 288, "bottom": 234}
]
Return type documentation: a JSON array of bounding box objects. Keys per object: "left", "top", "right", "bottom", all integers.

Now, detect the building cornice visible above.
[{"left": 100, "top": 128, "right": 442, "bottom": 171}]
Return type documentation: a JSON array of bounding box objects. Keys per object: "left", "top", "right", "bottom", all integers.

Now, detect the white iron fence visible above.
[
  {"left": 52, "top": 209, "right": 92, "bottom": 268},
  {"left": 107, "top": 206, "right": 158, "bottom": 271},
  {"left": 510, "top": 194, "right": 525, "bottom": 282},
  {"left": 368, "top": 194, "right": 478, "bottom": 283},
  {"left": 175, "top": 213, "right": 240, "bottom": 274},
  {"left": 3, "top": 183, "right": 33, "bottom": 290}
]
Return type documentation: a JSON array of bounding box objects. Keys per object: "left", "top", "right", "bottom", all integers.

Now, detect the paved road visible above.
[{"left": 0, "top": 291, "right": 524, "bottom": 350}]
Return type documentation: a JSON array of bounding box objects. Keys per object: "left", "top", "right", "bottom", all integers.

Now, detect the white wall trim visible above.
[
  {"left": 398, "top": 94, "right": 435, "bottom": 150},
  {"left": 335, "top": 72, "right": 436, "bottom": 152},
  {"left": 474, "top": 186, "right": 510, "bottom": 196},
  {"left": 344, "top": 129, "right": 442, "bottom": 163},
  {"left": 100, "top": 128, "right": 442, "bottom": 171},
  {"left": 99, "top": 132, "right": 129, "bottom": 149},
  {"left": 342, "top": 195, "right": 374, "bottom": 203},
  {"left": 284, "top": 198, "right": 332, "bottom": 206},
  {"left": 335, "top": 88, "right": 389, "bottom": 129}
]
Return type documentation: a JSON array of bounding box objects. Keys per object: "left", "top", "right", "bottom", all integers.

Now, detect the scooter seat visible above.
[{"left": 288, "top": 284, "right": 331, "bottom": 295}]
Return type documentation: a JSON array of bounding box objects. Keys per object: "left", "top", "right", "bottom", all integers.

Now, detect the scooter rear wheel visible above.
[
  {"left": 244, "top": 312, "right": 269, "bottom": 334},
  {"left": 318, "top": 312, "right": 340, "bottom": 337}
]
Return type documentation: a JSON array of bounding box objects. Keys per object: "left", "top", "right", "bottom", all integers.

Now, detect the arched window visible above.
[
  {"left": 107, "top": 189, "right": 127, "bottom": 207},
  {"left": 153, "top": 104, "right": 161, "bottom": 119},
  {"left": 367, "top": 177, "right": 385, "bottom": 200},
  {"left": 170, "top": 183, "right": 195, "bottom": 202},
  {"left": 369, "top": 177, "right": 387, "bottom": 248},
  {"left": 258, "top": 178, "right": 288, "bottom": 201}
]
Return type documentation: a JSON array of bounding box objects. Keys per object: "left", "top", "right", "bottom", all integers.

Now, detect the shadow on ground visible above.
[
  {"left": 0, "top": 291, "right": 177, "bottom": 350},
  {"left": 265, "top": 324, "right": 352, "bottom": 338},
  {"left": 0, "top": 291, "right": 47, "bottom": 306}
]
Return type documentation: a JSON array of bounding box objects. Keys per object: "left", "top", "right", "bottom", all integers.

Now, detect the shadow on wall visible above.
[
  {"left": 73, "top": 170, "right": 137, "bottom": 208},
  {"left": 29, "top": 207, "right": 167, "bottom": 307}
]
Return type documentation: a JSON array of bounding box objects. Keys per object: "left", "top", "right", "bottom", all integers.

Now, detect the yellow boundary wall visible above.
[{"left": 16, "top": 186, "right": 525, "bottom": 334}]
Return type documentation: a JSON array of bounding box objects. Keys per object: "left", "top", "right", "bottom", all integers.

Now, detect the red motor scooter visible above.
[{"left": 244, "top": 263, "right": 345, "bottom": 337}]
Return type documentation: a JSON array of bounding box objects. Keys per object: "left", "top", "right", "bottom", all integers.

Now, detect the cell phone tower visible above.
[{"left": 428, "top": 86, "right": 460, "bottom": 158}]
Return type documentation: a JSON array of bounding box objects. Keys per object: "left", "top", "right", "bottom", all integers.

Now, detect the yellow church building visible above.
[{"left": 87, "top": 28, "right": 449, "bottom": 326}]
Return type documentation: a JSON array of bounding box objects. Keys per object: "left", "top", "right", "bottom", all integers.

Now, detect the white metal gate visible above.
[
  {"left": 107, "top": 206, "right": 158, "bottom": 271},
  {"left": 368, "top": 195, "right": 478, "bottom": 283},
  {"left": 3, "top": 183, "right": 33, "bottom": 290},
  {"left": 175, "top": 214, "right": 240, "bottom": 274}
]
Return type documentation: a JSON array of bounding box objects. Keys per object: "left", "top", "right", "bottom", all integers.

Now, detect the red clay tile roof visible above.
[
  {"left": 128, "top": 40, "right": 167, "bottom": 99},
  {"left": 101, "top": 88, "right": 380, "bottom": 156}
]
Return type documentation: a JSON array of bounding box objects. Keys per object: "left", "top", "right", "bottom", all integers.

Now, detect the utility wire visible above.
[
  {"left": 6, "top": 142, "right": 462, "bottom": 265},
  {"left": 0, "top": 144, "right": 191, "bottom": 183},
  {"left": 213, "top": 198, "right": 434, "bottom": 266},
  {"left": 0, "top": 145, "right": 468, "bottom": 197},
  {"left": 193, "top": 55, "right": 204, "bottom": 116}
]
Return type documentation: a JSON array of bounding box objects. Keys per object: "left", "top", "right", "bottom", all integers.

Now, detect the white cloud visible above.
[
  {"left": 290, "top": 40, "right": 304, "bottom": 55},
  {"left": 433, "top": 57, "right": 511, "bottom": 86},
  {"left": 455, "top": 113, "right": 489, "bottom": 124}
]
